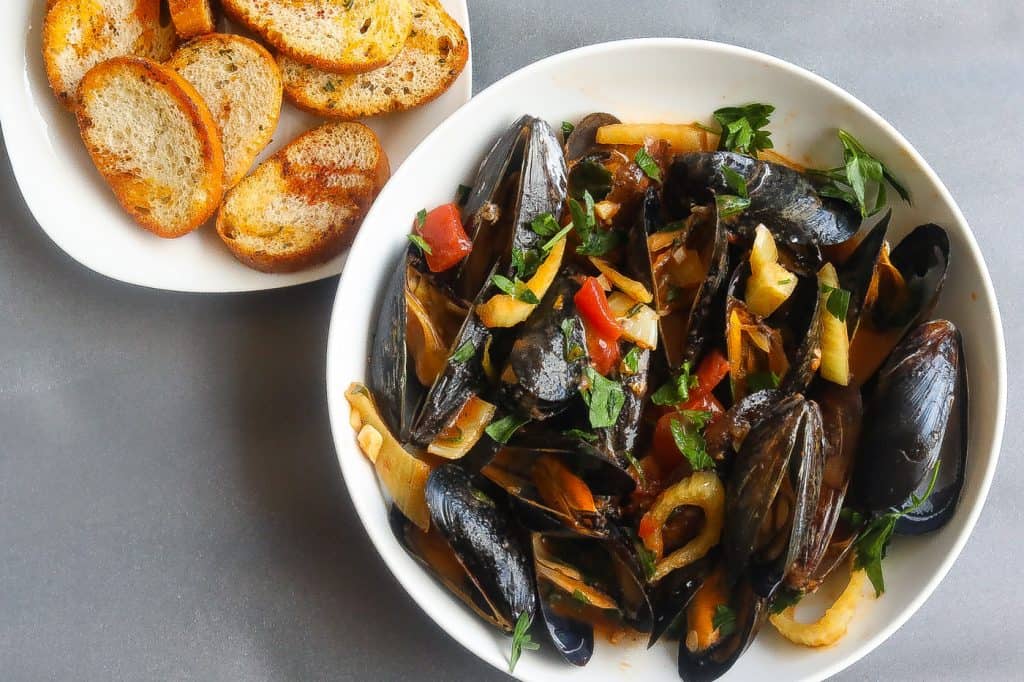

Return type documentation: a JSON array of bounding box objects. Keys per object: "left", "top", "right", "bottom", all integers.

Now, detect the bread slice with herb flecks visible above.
[
  {"left": 278, "top": 0, "right": 468, "bottom": 120},
  {"left": 168, "top": 34, "right": 283, "bottom": 188},
  {"left": 216, "top": 122, "right": 390, "bottom": 272},
  {"left": 222, "top": 0, "right": 413, "bottom": 74},
  {"left": 75, "top": 56, "right": 225, "bottom": 238},
  {"left": 42, "top": 0, "right": 177, "bottom": 110}
]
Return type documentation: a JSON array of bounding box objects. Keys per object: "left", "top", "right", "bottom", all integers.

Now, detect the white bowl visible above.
[{"left": 326, "top": 39, "right": 1005, "bottom": 681}]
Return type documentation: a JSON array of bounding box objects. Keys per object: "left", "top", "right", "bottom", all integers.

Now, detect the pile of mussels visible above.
[{"left": 356, "top": 113, "right": 968, "bottom": 680}]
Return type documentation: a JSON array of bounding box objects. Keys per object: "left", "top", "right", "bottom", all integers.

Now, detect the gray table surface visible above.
[{"left": 3, "top": 1, "right": 1022, "bottom": 680}]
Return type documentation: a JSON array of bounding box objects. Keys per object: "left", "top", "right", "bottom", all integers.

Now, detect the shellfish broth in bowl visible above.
[{"left": 326, "top": 39, "right": 1005, "bottom": 682}]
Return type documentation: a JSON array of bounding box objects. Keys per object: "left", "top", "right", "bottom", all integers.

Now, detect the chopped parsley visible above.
[
  {"left": 407, "top": 234, "right": 432, "bottom": 255},
  {"left": 485, "top": 414, "right": 530, "bottom": 444},
  {"left": 530, "top": 212, "right": 561, "bottom": 237},
  {"left": 571, "top": 190, "right": 621, "bottom": 256},
  {"left": 450, "top": 341, "right": 476, "bottom": 363},
  {"left": 712, "top": 604, "right": 737, "bottom": 637},
  {"left": 568, "top": 159, "right": 613, "bottom": 201},
  {"left": 416, "top": 208, "right": 427, "bottom": 228},
  {"left": 746, "top": 370, "right": 781, "bottom": 393},
  {"left": 820, "top": 284, "right": 852, "bottom": 322},
  {"left": 622, "top": 346, "right": 642, "bottom": 375},
  {"left": 511, "top": 247, "right": 541, "bottom": 280},
  {"left": 713, "top": 103, "right": 775, "bottom": 156},
  {"left": 541, "top": 224, "right": 573, "bottom": 252},
  {"left": 808, "top": 129, "right": 911, "bottom": 218},
  {"left": 491, "top": 274, "right": 540, "bottom": 304},
  {"left": 715, "top": 164, "right": 751, "bottom": 217},
  {"left": 634, "top": 148, "right": 662, "bottom": 182},
  {"left": 561, "top": 120, "right": 575, "bottom": 142},
  {"left": 508, "top": 611, "right": 540, "bottom": 672},
  {"left": 571, "top": 589, "right": 590, "bottom": 605},
  {"left": 581, "top": 367, "right": 625, "bottom": 429},
  {"left": 563, "top": 428, "right": 598, "bottom": 443},
  {"left": 561, "top": 319, "right": 585, "bottom": 362},
  {"left": 769, "top": 587, "right": 803, "bottom": 614},
  {"left": 651, "top": 362, "right": 699, "bottom": 406},
  {"left": 669, "top": 415, "right": 714, "bottom": 471}
]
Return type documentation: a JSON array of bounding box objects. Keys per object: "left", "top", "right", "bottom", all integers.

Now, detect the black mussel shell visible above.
[
  {"left": 837, "top": 212, "right": 889, "bottom": 335},
  {"left": 853, "top": 320, "right": 965, "bottom": 520},
  {"left": 874, "top": 224, "right": 950, "bottom": 330},
  {"left": 667, "top": 151, "right": 861, "bottom": 246},
  {"left": 648, "top": 555, "right": 714, "bottom": 647},
  {"left": 501, "top": 277, "right": 587, "bottom": 420},
  {"left": 564, "top": 112, "right": 621, "bottom": 163},
  {"left": 424, "top": 465, "right": 536, "bottom": 631},
  {"left": 704, "top": 388, "right": 785, "bottom": 461},
  {"left": 594, "top": 347, "right": 650, "bottom": 467}
]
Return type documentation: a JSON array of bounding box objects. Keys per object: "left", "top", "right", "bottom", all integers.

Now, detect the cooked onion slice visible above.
[
  {"left": 746, "top": 225, "right": 797, "bottom": 318},
  {"left": 427, "top": 396, "right": 497, "bottom": 460},
  {"left": 596, "top": 123, "right": 716, "bottom": 152},
  {"left": 769, "top": 565, "right": 868, "bottom": 647},
  {"left": 641, "top": 471, "right": 725, "bottom": 581},
  {"left": 477, "top": 238, "right": 565, "bottom": 328},
  {"left": 817, "top": 262, "right": 850, "bottom": 386},
  {"left": 607, "top": 291, "right": 659, "bottom": 350},
  {"left": 346, "top": 383, "right": 432, "bottom": 530},
  {"left": 588, "top": 257, "right": 653, "bottom": 303}
]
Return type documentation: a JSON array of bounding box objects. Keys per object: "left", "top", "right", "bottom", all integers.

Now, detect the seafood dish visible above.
[{"left": 345, "top": 105, "right": 967, "bottom": 679}]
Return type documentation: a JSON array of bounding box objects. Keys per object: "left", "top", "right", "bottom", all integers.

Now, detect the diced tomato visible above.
[
  {"left": 691, "top": 350, "right": 730, "bottom": 399},
  {"left": 416, "top": 203, "right": 472, "bottom": 272},
  {"left": 679, "top": 391, "right": 725, "bottom": 418},
  {"left": 582, "top": 318, "right": 620, "bottom": 376},
  {"left": 638, "top": 512, "right": 658, "bottom": 545},
  {"left": 574, "top": 276, "right": 623, "bottom": 341}
]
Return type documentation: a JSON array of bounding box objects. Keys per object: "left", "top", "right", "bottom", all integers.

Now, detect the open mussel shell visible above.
[
  {"left": 500, "top": 276, "right": 587, "bottom": 420},
  {"left": 481, "top": 440, "right": 635, "bottom": 538},
  {"left": 667, "top": 151, "right": 861, "bottom": 246},
  {"left": 594, "top": 346, "right": 651, "bottom": 467},
  {"left": 837, "top": 211, "right": 889, "bottom": 335},
  {"left": 677, "top": 570, "right": 766, "bottom": 682},
  {"left": 705, "top": 388, "right": 785, "bottom": 461},
  {"left": 724, "top": 394, "right": 824, "bottom": 597},
  {"left": 532, "top": 531, "right": 653, "bottom": 665},
  {"left": 423, "top": 465, "right": 536, "bottom": 631},
  {"left": 369, "top": 247, "right": 419, "bottom": 440},
  {"left": 648, "top": 555, "right": 714, "bottom": 647},
  {"left": 455, "top": 115, "right": 569, "bottom": 301},
  {"left": 852, "top": 320, "right": 966, "bottom": 523},
  {"left": 564, "top": 112, "right": 621, "bottom": 163}
]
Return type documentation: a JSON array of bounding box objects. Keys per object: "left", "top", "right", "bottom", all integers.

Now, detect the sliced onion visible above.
[
  {"left": 769, "top": 565, "right": 868, "bottom": 647},
  {"left": 589, "top": 257, "right": 653, "bottom": 303},
  {"left": 607, "top": 291, "right": 659, "bottom": 350},
  {"left": 427, "top": 396, "right": 497, "bottom": 460},
  {"left": 477, "top": 239, "right": 566, "bottom": 328},
  {"left": 641, "top": 471, "right": 725, "bottom": 582}
]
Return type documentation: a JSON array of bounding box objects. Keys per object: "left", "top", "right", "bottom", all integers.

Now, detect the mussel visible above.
[
  {"left": 723, "top": 394, "right": 824, "bottom": 597},
  {"left": 852, "top": 320, "right": 967, "bottom": 529},
  {"left": 667, "top": 151, "right": 861, "bottom": 246},
  {"left": 533, "top": 531, "right": 653, "bottom": 666},
  {"left": 564, "top": 112, "right": 621, "bottom": 163}
]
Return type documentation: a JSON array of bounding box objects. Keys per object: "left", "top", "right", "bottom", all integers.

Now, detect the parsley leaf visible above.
[
  {"left": 712, "top": 604, "right": 737, "bottom": 637},
  {"left": 820, "top": 284, "right": 852, "bottom": 322},
  {"left": 508, "top": 611, "right": 540, "bottom": 672},
  {"left": 561, "top": 120, "right": 575, "bottom": 142},
  {"left": 622, "top": 346, "right": 641, "bottom": 375},
  {"left": 416, "top": 208, "right": 427, "bottom": 227},
  {"left": 746, "top": 371, "right": 780, "bottom": 393},
  {"left": 408, "top": 234, "right": 432, "bottom": 255},
  {"left": 561, "top": 319, "right": 585, "bottom": 362},
  {"left": 563, "top": 428, "right": 598, "bottom": 443},
  {"left": 769, "top": 587, "right": 802, "bottom": 614},
  {"left": 715, "top": 193, "right": 751, "bottom": 218},
  {"left": 713, "top": 103, "right": 775, "bottom": 156},
  {"left": 530, "top": 212, "right": 561, "bottom": 237},
  {"left": 808, "top": 129, "right": 911, "bottom": 218},
  {"left": 634, "top": 148, "right": 662, "bottom": 182},
  {"left": 853, "top": 461, "right": 941, "bottom": 596},
  {"left": 571, "top": 589, "right": 590, "bottom": 605},
  {"left": 568, "top": 160, "right": 613, "bottom": 201},
  {"left": 451, "top": 341, "right": 475, "bottom": 363},
  {"left": 650, "top": 362, "right": 699, "bottom": 406},
  {"left": 485, "top": 414, "right": 530, "bottom": 444},
  {"left": 541, "top": 225, "right": 573, "bottom": 252},
  {"left": 670, "top": 416, "right": 714, "bottom": 471},
  {"left": 456, "top": 183, "right": 471, "bottom": 206},
  {"left": 492, "top": 274, "right": 540, "bottom": 304},
  {"left": 511, "top": 247, "right": 541, "bottom": 280},
  {"left": 571, "top": 190, "right": 621, "bottom": 256},
  {"left": 721, "top": 165, "right": 749, "bottom": 198},
  {"left": 581, "top": 367, "right": 626, "bottom": 429}
]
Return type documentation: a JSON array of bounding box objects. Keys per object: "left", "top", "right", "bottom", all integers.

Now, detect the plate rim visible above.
[
  {"left": 325, "top": 37, "right": 1007, "bottom": 681},
  {"left": 0, "top": 0, "right": 473, "bottom": 294}
]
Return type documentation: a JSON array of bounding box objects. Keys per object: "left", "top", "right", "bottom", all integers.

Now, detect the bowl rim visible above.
[{"left": 326, "top": 37, "right": 1006, "bottom": 681}]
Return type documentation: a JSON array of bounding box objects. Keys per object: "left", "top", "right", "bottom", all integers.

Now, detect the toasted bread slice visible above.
[
  {"left": 217, "top": 122, "right": 389, "bottom": 272},
  {"left": 169, "top": 0, "right": 216, "bottom": 38},
  {"left": 279, "top": 0, "right": 467, "bottom": 120},
  {"left": 168, "top": 34, "right": 282, "bottom": 188},
  {"left": 222, "top": 0, "right": 412, "bottom": 74},
  {"left": 76, "top": 57, "right": 225, "bottom": 238},
  {"left": 42, "top": 0, "right": 177, "bottom": 110}
]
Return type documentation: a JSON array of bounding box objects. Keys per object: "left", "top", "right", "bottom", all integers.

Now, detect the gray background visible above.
[{"left": 2, "top": 1, "right": 1021, "bottom": 679}]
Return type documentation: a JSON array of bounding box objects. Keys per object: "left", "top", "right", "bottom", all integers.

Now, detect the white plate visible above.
[
  {"left": 0, "top": 0, "right": 471, "bottom": 293},
  {"left": 326, "top": 39, "right": 1006, "bottom": 681}
]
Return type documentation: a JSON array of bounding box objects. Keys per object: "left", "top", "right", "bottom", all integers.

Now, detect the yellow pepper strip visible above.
[
  {"left": 769, "top": 565, "right": 869, "bottom": 647},
  {"left": 346, "top": 383, "right": 432, "bottom": 530},
  {"left": 643, "top": 471, "right": 725, "bottom": 582},
  {"left": 476, "top": 238, "right": 566, "bottom": 328},
  {"left": 817, "top": 262, "right": 851, "bottom": 386},
  {"left": 588, "top": 257, "right": 653, "bottom": 303},
  {"left": 596, "top": 123, "right": 716, "bottom": 152}
]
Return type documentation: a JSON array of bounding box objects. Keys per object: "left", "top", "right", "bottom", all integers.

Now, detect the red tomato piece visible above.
[
  {"left": 416, "top": 203, "right": 472, "bottom": 272},
  {"left": 691, "top": 349, "right": 730, "bottom": 398},
  {"left": 574, "top": 277, "right": 623, "bottom": 341},
  {"left": 582, "top": 318, "right": 620, "bottom": 376}
]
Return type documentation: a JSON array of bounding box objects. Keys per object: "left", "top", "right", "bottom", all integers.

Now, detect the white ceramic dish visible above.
[
  {"left": 0, "top": 0, "right": 471, "bottom": 293},
  {"left": 325, "top": 39, "right": 1005, "bottom": 681}
]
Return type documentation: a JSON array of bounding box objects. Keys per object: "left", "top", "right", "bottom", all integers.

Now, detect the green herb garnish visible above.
[
  {"left": 451, "top": 341, "right": 476, "bottom": 363},
  {"left": 634, "top": 148, "right": 662, "bottom": 182},
  {"left": 769, "top": 587, "right": 802, "bottom": 614},
  {"left": 492, "top": 274, "right": 540, "bottom": 304},
  {"left": 563, "top": 428, "right": 598, "bottom": 443},
  {"left": 511, "top": 247, "right": 541, "bottom": 280},
  {"left": 622, "top": 346, "right": 641, "bottom": 375},
  {"left": 713, "top": 103, "right": 775, "bottom": 156},
  {"left": 746, "top": 370, "right": 781, "bottom": 393},
  {"left": 854, "top": 462, "right": 940, "bottom": 597},
  {"left": 485, "top": 414, "right": 531, "bottom": 444},
  {"left": 542, "top": 225, "right": 573, "bottom": 252},
  {"left": 530, "top": 212, "right": 561, "bottom": 237},
  {"left": 712, "top": 604, "right": 737, "bottom": 637},
  {"left": 470, "top": 488, "right": 494, "bottom": 505},
  {"left": 561, "top": 319, "right": 585, "bottom": 362},
  {"left": 561, "top": 120, "right": 575, "bottom": 142},
  {"left": 571, "top": 190, "right": 621, "bottom": 256},
  {"left": 508, "top": 611, "right": 540, "bottom": 672},
  {"left": 623, "top": 450, "right": 646, "bottom": 487},
  {"left": 808, "top": 129, "right": 911, "bottom": 218},
  {"left": 416, "top": 208, "right": 427, "bottom": 227},
  {"left": 408, "top": 234, "right": 432, "bottom": 255},
  {"left": 778, "top": 278, "right": 792, "bottom": 285},
  {"left": 636, "top": 540, "right": 656, "bottom": 580},
  {"left": 715, "top": 166, "right": 751, "bottom": 217},
  {"left": 670, "top": 416, "right": 714, "bottom": 471},
  {"left": 581, "top": 367, "right": 626, "bottom": 429},
  {"left": 568, "top": 160, "right": 613, "bottom": 201},
  {"left": 571, "top": 589, "right": 590, "bottom": 605},
  {"left": 651, "top": 362, "right": 699, "bottom": 406},
  {"left": 820, "top": 284, "right": 852, "bottom": 322}
]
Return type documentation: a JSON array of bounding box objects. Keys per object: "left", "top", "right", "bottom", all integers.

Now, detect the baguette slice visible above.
[
  {"left": 168, "top": 34, "right": 283, "bottom": 187},
  {"left": 43, "top": 0, "right": 177, "bottom": 110},
  {"left": 217, "top": 122, "right": 390, "bottom": 272},
  {"left": 279, "top": 0, "right": 467, "bottom": 120},
  {"left": 168, "top": 0, "right": 216, "bottom": 39},
  {"left": 76, "top": 57, "right": 225, "bottom": 238},
  {"left": 222, "top": 0, "right": 412, "bottom": 74}
]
